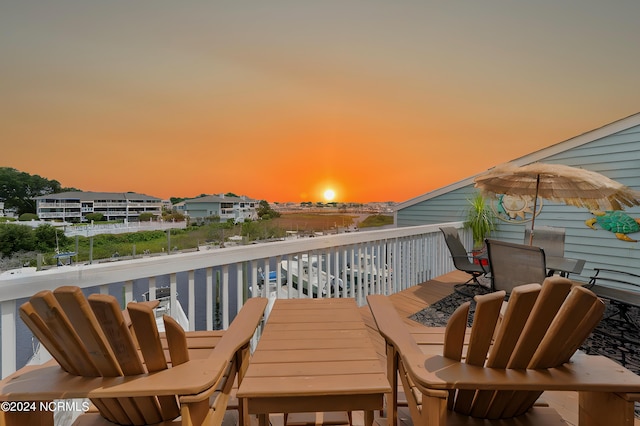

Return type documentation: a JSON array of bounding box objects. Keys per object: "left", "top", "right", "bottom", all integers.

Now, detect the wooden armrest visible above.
[
  {"left": 0, "top": 357, "right": 227, "bottom": 401},
  {"left": 402, "top": 352, "right": 640, "bottom": 394},
  {"left": 209, "top": 297, "right": 267, "bottom": 360}
]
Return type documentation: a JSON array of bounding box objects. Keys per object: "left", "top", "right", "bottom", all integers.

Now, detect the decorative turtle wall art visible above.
[{"left": 585, "top": 210, "right": 640, "bottom": 242}]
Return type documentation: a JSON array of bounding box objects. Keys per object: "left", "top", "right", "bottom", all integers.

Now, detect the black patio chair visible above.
[
  {"left": 485, "top": 238, "right": 547, "bottom": 294},
  {"left": 440, "top": 227, "right": 489, "bottom": 295}
]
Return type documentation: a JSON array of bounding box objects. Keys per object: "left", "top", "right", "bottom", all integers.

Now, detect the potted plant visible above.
[{"left": 463, "top": 193, "right": 497, "bottom": 264}]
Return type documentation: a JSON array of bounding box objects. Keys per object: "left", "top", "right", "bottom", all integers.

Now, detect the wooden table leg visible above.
[
  {"left": 258, "top": 413, "right": 269, "bottom": 426},
  {"left": 365, "top": 409, "right": 375, "bottom": 426}
]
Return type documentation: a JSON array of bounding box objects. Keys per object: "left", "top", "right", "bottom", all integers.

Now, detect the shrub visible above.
[
  {"left": 18, "top": 213, "right": 38, "bottom": 221},
  {"left": 85, "top": 213, "right": 104, "bottom": 222},
  {"left": 138, "top": 212, "right": 155, "bottom": 222},
  {"left": 0, "top": 224, "right": 36, "bottom": 256}
]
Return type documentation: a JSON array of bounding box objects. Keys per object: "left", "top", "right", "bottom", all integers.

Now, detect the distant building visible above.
[
  {"left": 34, "top": 191, "right": 163, "bottom": 223},
  {"left": 182, "top": 194, "right": 258, "bottom": 223}
]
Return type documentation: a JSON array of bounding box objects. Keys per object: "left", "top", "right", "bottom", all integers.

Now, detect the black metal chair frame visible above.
[
  {"left": 440, "top": 227, "right": 489, "bottom": 296},
  {"left": 485, "top": 238, "right": 547, "bottom": 294}
]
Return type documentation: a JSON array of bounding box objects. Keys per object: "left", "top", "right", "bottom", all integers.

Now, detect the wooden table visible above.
[{"left": 236, "top": 298, "right": 391, "bottom": 426}]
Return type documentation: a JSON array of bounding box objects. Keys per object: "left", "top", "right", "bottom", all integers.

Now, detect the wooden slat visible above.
[
  {"left": 162, "top": 314, "right": 190, "bottom": 366},
  {"left": 251, "top": 348, "right": 380, "bottom": 364},
  {"left": 265, "top": 321, "right": 365, "bottom": 331},
  {"left": 88, "top": 295, "right": 145, "bottom": 376},
  {"left": 89, "top": 293, "right": 167, "bottom": 424},
  {"left": 18, "top": 302, "right": 78, "bottom": 375},
  {"left": 442, "top": 302, "right": 470, "bottom": 361},
  {"left": 244, "top": 360, "right": 384, "bottom": 377},
  {"left": 126, "top": 301, "right": 181, "bottom": 423},
  {"left": 257, "top": 337, "right": 374, "bottom": 351},
  {"left": 471, "top": 284, "right": 540, "bottom": 418},
  {"left": 28, "top": 291, "right": 100, "bottom": 377},
  {"left": 258, "top": 329, "right": 369, "bottom": 341},
  {"left": 53, "top": 287, "right": 122, "bottom": 376},
  {"left": 453, "top": 291, "right": 504, "bottom": 415},
  {"left": 239, "top": 374, "right": 390, "bottom": 397}
]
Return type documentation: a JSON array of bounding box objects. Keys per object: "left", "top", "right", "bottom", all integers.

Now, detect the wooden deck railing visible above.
[{"left": 0, "top": 221, "right": 470, "bottom": 378}]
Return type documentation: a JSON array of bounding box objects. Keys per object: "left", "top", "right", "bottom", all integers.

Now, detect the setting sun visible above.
[{"left": 323, "top": 189, "right": 336, "bottom": 201}]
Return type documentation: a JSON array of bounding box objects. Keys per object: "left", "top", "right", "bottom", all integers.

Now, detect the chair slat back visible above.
[
  {"left": 19, "top": 301, "right": 78, "bottom": 375},
  {"left": 90, "top": 294, "right": 179, "bottom": 424},
  {"left": 88, "top": 294, "right": 146, "bottom": 375},
  {"left": 368, "top": 277, "right": 606, "bottom": 424},
  {"left": 452, "top": 290, "right": 504, "bottom": 415},
  {"left": 163, "top": 314, "right": 190, "bottom": 366},
  {"left": 54, "top": 287, "right": 123, "bottom": 376},
  {"left": 16, "top": 287, "right": 268, "bottom": 426},
  {"left": 125, "top": 301, "right": 181, "bottom": 421},
  {"left": 20, "top": 287, "right": 181, "bottom": 425},
  {"left": 451, "top": 277, "right": 604, "bottom": 419},
  {"left": 25, "top": 290, "right": 101, "bottom": 377},
  {"left": 468, "top": 284, "right": 540, "bottom": 418},
  {"left": 442, "top": 302, "right": 470, "bottom": 361},
  {"left": 499, "top": 285, "right": 606, "bottom": 418},
  {"left": 52, "top": 288, "right": 157, "bottom": 425}
]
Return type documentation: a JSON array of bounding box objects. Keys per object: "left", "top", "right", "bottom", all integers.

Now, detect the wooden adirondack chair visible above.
[
  {"left": 0, "top": 286, "right": 267, "bottom": 426},
  {"left": 368, "top": 276, "right": 640, "bottom": 426}
]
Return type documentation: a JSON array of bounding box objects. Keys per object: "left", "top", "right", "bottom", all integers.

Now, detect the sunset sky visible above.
[{"left": 2, "top": 2, "right": 639, "bottom": 203}]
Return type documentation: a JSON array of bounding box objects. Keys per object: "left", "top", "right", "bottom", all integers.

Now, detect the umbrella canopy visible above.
[{"left": 474, "top": 162, "right": 640, "bottom": 243}]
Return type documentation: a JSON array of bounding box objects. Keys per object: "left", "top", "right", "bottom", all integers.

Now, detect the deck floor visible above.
[{"left": 234, "top": 270, "right": 639, "bottom": 426}]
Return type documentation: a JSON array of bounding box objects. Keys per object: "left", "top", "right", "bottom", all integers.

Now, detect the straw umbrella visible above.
[{"left": 473, "top": 162, "right": 640, "bottom": 244}]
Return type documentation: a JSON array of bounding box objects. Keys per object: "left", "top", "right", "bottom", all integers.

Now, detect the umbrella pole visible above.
[{"left": 529, "top": 174, "right": 540, "bottom": 245}]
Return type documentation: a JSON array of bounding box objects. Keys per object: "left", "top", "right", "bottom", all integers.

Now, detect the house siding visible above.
[
  {"left": 396, "top": 119, "right": 640, "bottom": 290},
  {"left": 183, "top": 195, "right": 258, "bottom": 223}
]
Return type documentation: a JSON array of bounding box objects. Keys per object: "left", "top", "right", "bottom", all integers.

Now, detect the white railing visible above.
[
  {"left": 0, "top": 222, "right": 469, "bottom": 378},
  {"left": 37, "top": 202, "right": 81, "bottom": 208},
  {"left": 64, "top": 221, "right": 187, "bottom": 237}
]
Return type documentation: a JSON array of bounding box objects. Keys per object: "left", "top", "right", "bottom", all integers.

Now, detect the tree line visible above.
[
  {"left": 0, "top": 223, "right": 68, "bottom": 257},
  {"left": 0, "top": 167, "right": 79, "bottom": 215}
]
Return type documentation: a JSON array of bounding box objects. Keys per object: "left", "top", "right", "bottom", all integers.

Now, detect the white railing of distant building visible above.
[
  {"left": 0, "top": 221, "right": 471, "bottom": 378},
  {"left": 64, "top": 220, "right": 187, "bottom": 237}
]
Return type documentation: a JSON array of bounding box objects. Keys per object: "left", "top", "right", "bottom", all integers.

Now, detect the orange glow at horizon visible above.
[{"left": 2, "top": 3, "right": 637, "bottom": 204}]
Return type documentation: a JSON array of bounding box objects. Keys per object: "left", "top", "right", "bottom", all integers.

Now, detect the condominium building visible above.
[
  {"left": 34, "top": 191, "right": 163, "bottom": 223},
  {"left": 182, "top": 194, "right": 258, "bottom": 223}
]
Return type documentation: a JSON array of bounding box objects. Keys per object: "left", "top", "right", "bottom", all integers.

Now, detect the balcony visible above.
[
  {"left": 1, "top": 221, "right": 639, "bottom": 426},
  {"left": 0, "top": 222, "right": 466, "bottom": 378},
  {"left": 37, "top": 202, "right": 81, "bottom": 209},
  {"left": 39, "top": 211, "right": 82, "bottom": 218}
]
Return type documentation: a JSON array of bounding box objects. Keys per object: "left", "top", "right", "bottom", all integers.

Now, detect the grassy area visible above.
[
  {"left": 43, "top": 213, "right": 391, "bottom": 265},
  {"left": 358, "top": 215, "right": 394, "bottom": 228},
  {"left": 271, "top": 213, "right": 357, "bottom": 232}
]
